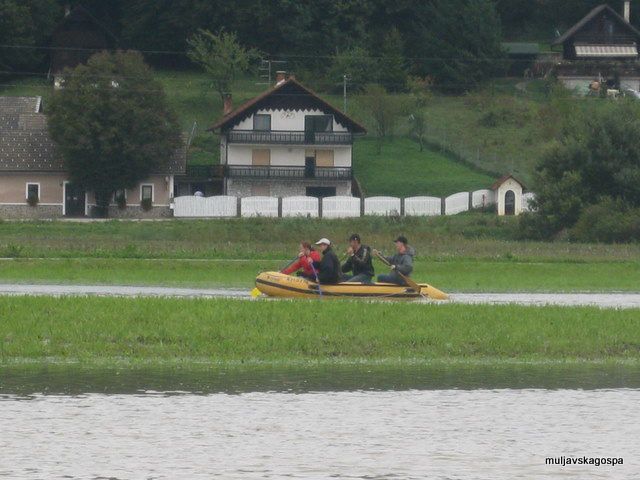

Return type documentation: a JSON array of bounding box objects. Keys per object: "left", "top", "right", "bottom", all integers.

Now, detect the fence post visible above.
[
  {"left": 400, "top": 197, "right": 405, "bottom": 216},
  {"left": 441, "top": 197, "right": 446, "bottom": 216},
  {"left": 319, "top": 197, "right": 323, "bottom": 218},
  {"left": 277, "top": 197, "right": 283, "bottom": 218},
  {"left": 360, "top": 197, "right": 365, "bottom": 216},
  {"left": 237, "top": 197, "right": 242, "bottom": 218},
  {"left": 468, "top": 192, "right": 473, "bottom": 211}
]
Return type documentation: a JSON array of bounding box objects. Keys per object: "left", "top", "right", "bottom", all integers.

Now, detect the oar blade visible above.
[{"left": 251, "top": 287, "right": 262, "bottom": 298}]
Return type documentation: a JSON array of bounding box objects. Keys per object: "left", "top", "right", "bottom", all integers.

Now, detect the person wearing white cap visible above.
[{"left": 312, "top": 238, "right": 341, "bottom": 284}]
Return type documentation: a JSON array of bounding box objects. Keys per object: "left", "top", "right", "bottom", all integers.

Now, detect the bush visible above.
[
  {"left": 570, "top": 199, "right": 640, "bottom": 243},
  {"left": 116, "top": 194, "right": 127, "bottom": 210},
  {"left": 140, "top": 198, "right": 153, "bottom": 211},
  {"left": 27, "top": 192, "right": 39, "bottom": 207}
]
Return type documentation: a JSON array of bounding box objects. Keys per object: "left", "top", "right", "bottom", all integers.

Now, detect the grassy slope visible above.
[
  {"left": 1, "top": 297, "right": 639, "bottom": 365},
  {"left": 354, "top": 137, "right": 495, "bottom": 197},
  {"left": 0, "top": 258, "right": 638, "bottom": 292},
  {"left": 0, "top": 72, "right": 548, "bottom": 190}
]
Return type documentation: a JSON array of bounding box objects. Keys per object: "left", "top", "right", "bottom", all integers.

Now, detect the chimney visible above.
[
  {"left": 275, "top": 71, "right": 286, "bottom": 85},
  {"left": 223, "top": 93, "right": 233, "bottom": 115},
  {"left": 624, "top": 1, "right": 631, "bottom": 23}
]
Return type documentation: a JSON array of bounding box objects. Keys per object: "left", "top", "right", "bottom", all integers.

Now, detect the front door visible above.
[
  {"left": 504, "top": 190, "right": 515, "bottom": 216},
  {"left": 65, "top": 183, "right": 86, "bottom": 217}
]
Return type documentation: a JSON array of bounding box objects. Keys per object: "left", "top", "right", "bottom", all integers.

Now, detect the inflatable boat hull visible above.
[{"left": 255, "top": 272, "right": 449, "bottom": 300}]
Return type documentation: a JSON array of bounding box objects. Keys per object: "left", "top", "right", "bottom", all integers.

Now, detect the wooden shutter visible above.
[
  {"left": 316, "top": 150, "right": 334, "bottom": 167},
  {"left": 252, "top": 149, "right": 271, "bottom": 166}
]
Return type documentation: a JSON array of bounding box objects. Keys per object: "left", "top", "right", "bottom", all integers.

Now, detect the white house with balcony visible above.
[{"left": 209, "top": 73, "right": 367, "bottom": 198}]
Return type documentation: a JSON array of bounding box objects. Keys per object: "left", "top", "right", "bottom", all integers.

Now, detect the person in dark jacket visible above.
[
  {"left": 312, "top": 238, "right": 341, "bottom": 284},
  {"left": 373, "top": 236, "right": 415, "bottom": 286},
  {"left": 341, "top": 233, "right": 374, "bottom": 283}
]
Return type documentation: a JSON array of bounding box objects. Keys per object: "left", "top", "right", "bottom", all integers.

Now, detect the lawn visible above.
[
  {"left": 0, "top": 257, "right": 639, "bottom": 293},
  {"left": 353, "top": 137, "right": 495, "bottom": 197},
  {"left": 1, "top": 216, "right": 640, "bottom": 262},
  {"left": 1, "top": 296, "right": 639, "bottom": 366}
]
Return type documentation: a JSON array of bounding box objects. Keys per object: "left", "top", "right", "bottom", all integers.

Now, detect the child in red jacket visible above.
[{"left": 282, "top": 242, "right": 321, "bottom": 279}]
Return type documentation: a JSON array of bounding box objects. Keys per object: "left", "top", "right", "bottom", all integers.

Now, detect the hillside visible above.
[{"left": 0, "top": 72, "right": 554, "bottom": 192}]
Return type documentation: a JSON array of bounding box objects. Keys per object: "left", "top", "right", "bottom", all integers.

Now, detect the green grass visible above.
[
  {"left": 354, "top": 137, "right": 496, "bottom": 196},
  {"left": 1, "top": 216, "right": 639, "bottom": 262},
  {"left": 1, "top": 297, "right": 639, "bottom": 366},
  {"left": 0, "top": 257, "right": 638, "bottom": 292}
]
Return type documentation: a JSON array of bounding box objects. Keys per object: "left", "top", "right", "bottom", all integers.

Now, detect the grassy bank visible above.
[
  {"left": 353, "top": 138, "right": 495, "bottom": 197},
  {"left": 0, "top": 258, "right": 639, "bottom": 292},
  {"left": 1, "top": 297, "right": 639, "bottom": 366},
  {"left": 2, "top": 216, "right": 639, "bottom": 262}
]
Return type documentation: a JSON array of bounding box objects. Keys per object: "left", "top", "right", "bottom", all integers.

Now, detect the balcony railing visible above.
[
  {"left": 227, "top": 165, "right": 352, "bottom": 180},
  {"left": 184, "top": 165, "right": 224, "bottom": 178},
  {"left": 227, "top": 130, "right": 353, "bottom": 145}
]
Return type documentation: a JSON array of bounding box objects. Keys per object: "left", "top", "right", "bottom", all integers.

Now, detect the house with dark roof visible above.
[
  {"left": 552, "top": 2, "right": 640, "bottom": 93},
  {"left": 0, "top": 96, "right": 186, "bottom": 219},
  {"left": 50, "top": 5, "right": 119, "bottom": 88},
  {"left": 209, "top": 72, "right": 367, "bottom": 198}
]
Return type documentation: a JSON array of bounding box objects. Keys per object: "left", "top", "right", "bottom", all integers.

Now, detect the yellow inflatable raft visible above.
[{"left": 255, "top": 271, "right": 449, "bottom": 300}]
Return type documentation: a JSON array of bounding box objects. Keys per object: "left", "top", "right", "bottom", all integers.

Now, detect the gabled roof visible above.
[
  {"left": 491, "top": 174, "right": 526, "bottom": 190},
  {"left": 552, "top": 4, "right": 640, "bottom": 46},
  {"left": 209, "top": 78, "right": 367, "bottom": 134},
  {"left": 0, "top": 96, "right": 42, "bottom": 115}
]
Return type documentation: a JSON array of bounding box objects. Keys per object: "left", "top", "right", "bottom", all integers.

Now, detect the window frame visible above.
[
  {"left": 140, "top": 184, "right": 154, "bottom": 202},
  {"left": 253, "top": 114, "right": 272, "bottom": 131},
  {"left": 304, "top": 114, "right": 334, "bottom": 133},
  {"left": 26, "top": 182, "right": 40, "bottom": 201}
]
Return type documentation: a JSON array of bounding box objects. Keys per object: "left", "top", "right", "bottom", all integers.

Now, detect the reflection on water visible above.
[
  {"left": 1, "top": 365, "right": 639, "bottom": 479},
  {"left": 1, "top": 363, "right": 640, "bottom": 396}
]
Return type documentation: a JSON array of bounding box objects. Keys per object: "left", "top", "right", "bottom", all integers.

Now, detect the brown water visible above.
[{"left": 1, "top": 365, "right": 639, "bottom": 479}]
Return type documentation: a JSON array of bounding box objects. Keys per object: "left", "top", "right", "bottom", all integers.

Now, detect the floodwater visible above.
[
  {"left": 2, "top": 283, "right": 640, "bottom": 308},
  {"left": 1, "top": 365, "right": 640, "bottom": 479}
]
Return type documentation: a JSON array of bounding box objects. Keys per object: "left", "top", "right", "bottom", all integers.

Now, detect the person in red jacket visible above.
[{"left": 281, "top": 242, "right": 321, "bottom": 279}]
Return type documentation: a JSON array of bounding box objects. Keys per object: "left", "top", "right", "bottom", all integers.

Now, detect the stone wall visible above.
[
  {"left": 0, "top": 205, "right": 63, "bottom": 219},
  {"left": 106, "top": 206, "right": 173, "bottom": 219},
  {"left": 226, "top": 179, "right": 351, "bottom": 197}
]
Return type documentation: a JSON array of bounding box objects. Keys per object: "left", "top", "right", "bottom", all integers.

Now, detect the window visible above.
[
  {"left": 114, "top": 189, "right": 127, "bottom": 201},
  {"left": 304, "top": 115, "right": 333, "bottom": 133},
  {"left": 253, "top": 114, "right": 271, "bottom": 131},
  {"left": 141, "top": 184, "right": 154, "bottom": 202},
  {"left": 252, "top": 149, "right": 271, "bottom": 166},
  {"left": 26, "top": 183, "right": 40, "bottom": 202}
]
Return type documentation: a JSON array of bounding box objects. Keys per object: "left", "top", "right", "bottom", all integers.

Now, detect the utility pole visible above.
[{"left": 343, "top": 74, "right": 348, "bottom": 113}]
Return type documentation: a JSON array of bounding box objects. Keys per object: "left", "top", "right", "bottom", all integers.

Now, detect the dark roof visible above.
[
  {"left": 491, "top": 174, "right": 526, "bottom": 190},
  {"left": 209, "top": 78, "right": 367, "bottom": 134},
  {"left": 0, "top": 96, "right": 42, "bottom": 114},
  {"left": 552, "top": 4, "right": 640, "bottom": 45},
  {"left": 0, "top": 96, "right": 186, "bottom": 174}
]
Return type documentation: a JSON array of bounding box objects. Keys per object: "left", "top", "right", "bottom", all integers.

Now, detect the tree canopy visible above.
[{"left": 47, "top": 51, "right": 181, "bottom": 216}]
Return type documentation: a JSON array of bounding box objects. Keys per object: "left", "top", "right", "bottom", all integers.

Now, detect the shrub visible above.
[
  {"left": 570, "top": 198, "right": 640, "bottom": 243},
  {"left": 27, "top": 192, "right": 39, "bottom": 207},
  {"left": 140, "top": 198, "right": 153, "bottom": 211},
  {"left": 116, "top": 193, "right": 127, "bottom": 210}
]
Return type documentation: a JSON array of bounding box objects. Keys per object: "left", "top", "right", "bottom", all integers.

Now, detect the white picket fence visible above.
[{"left": 171, "top": 189, "right": 529, "bottom": 218}]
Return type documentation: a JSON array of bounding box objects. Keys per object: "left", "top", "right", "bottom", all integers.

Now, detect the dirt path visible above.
[{"left": 1, "top": 284, "right": 639, "bottom": 309}]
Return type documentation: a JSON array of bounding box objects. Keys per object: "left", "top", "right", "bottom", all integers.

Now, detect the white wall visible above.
[
  {"left": 173, "top": 196, "right": 237, "bottom": 218},
  {"left": 232, "top": 109, "right": 349, "bottom": 132},
  {"left": 322, "top": 196, "right": 360, "bottom": 218},
  {"left": 472, "top": 189, "right": 495, "bottom": 209},
  {"left": 445, "top": 192, "right": 469, "bottom": 215},
  {"left": 241, "top": 196, "right": 279, "bottom": 217},
  {"left": 282, "top": 196, "right": 319, "bottom": 217},
  {"left": 364, "top": 196, "right": 401, "bottom": 216},
  {"left": 404, "top": 197, "right": 442, "bottom": 216}
]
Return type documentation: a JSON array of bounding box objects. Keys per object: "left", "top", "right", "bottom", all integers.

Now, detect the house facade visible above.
[
  {"left": 210, "top": 73, "right": 366, "bottom": 198},
  {"left": 0, "top": 96, "right": 186, "bottom": 219},
  {"left": 552, "top": 2, "right": 640, "bottom": 93}
]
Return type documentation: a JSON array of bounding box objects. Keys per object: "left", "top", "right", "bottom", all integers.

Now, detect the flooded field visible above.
[{"left": 1, "top": 365, "right": 639, "bottom": 479}]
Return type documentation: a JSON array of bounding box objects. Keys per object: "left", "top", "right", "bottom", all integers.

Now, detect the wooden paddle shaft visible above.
[{"left": 374, "top": 251, "right": 422, "bottom": 293}]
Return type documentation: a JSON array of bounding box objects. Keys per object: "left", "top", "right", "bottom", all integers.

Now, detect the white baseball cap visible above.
[{"left": 315, "top": 238, "right": 331, "bottom": 245}]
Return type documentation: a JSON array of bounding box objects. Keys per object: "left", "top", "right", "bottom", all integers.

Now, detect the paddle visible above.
[
  {"left": 251, "top": 255, "right": 300, "bottom": 298},
  {"left": 374, "top": 250, "right": 424, "bottom": 296}
]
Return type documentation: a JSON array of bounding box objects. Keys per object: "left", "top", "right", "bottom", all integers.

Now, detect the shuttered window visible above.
[{"left": 252, "top": 149, "right": 271, "bottom": 166}]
